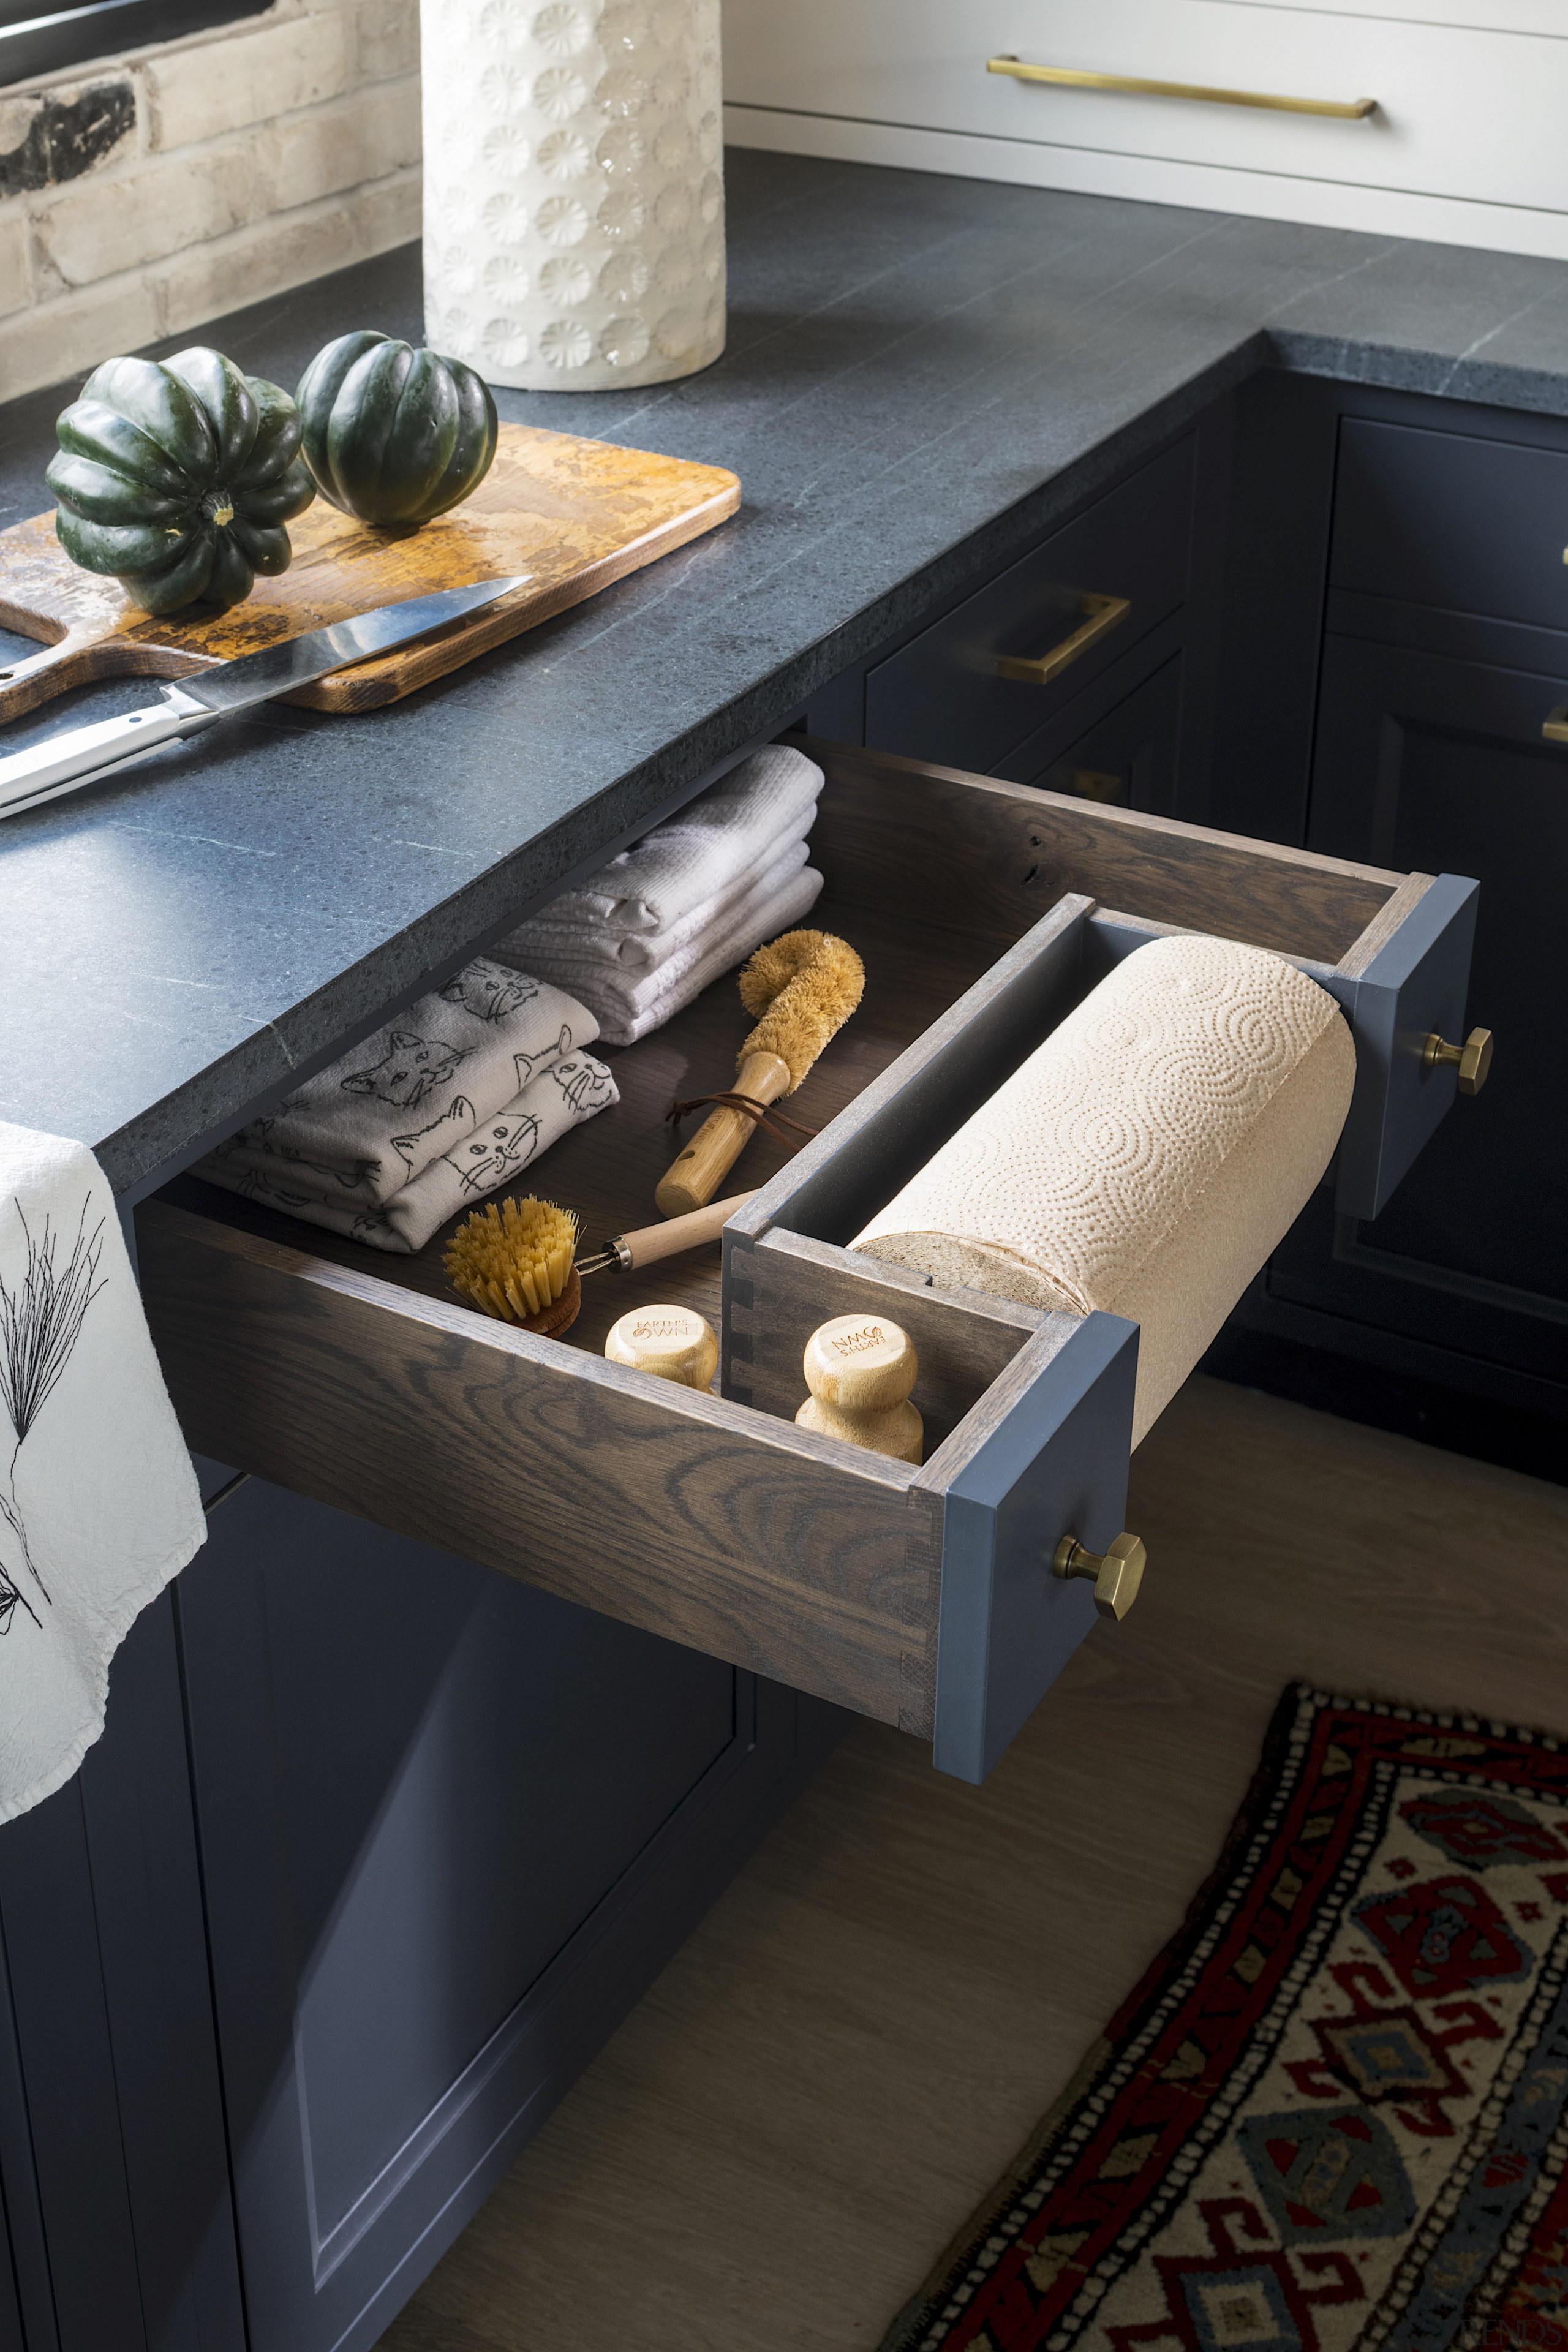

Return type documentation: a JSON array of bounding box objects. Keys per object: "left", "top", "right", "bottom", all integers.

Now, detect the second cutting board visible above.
[{"left": 0, "top": 423, "right": 741, "bottom": 722}]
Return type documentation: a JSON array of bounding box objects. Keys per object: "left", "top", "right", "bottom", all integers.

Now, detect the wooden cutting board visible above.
[{"left": 0, "top": 422, "right": 740, "bottom": 722}]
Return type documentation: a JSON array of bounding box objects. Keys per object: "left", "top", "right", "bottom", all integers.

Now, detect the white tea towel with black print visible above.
[
  {"left": 0, "top": 1123, "right": 205, "bottom": 1824},
  {"left": 198, "top": 960, "right": 600, "bottom": 1213},
  {"left": 214, "top": 1049, "right": 621, "bottom": 1253}
]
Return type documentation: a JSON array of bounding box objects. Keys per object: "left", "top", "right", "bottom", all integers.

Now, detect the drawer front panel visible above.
[
  {"left": 864, "top": 437, "right": 1194, "bottom": 774},
  {"left": 723, "top": 0, "right": 1568, "bottom": 213},
  {"left": 138, "top": 1201, "right": 935, "bottom": 1728},
  {"left": 1332, "top": 420, "right": 1568, "bottom": 636}
]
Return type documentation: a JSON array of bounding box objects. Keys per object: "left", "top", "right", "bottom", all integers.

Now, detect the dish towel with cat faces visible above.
[
  {"left": 0, "top": 1122, "right": 205, "bottom": 1823},
  {"left": 238, "top": 1049, "right": 619, "bottom": 1254},
  {"left": 198, "top": 960, "right": 602, "bottom": 1213}
]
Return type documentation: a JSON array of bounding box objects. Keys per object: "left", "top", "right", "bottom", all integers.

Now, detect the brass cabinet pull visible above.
[
  {"left": 1053, "top": 1531, "right": 1146, "bottom": 1621},
  {"left": 998, "top": 590, "right": 1131, "bottom": 687},
  {"left": 1422, "top": 1027, "right": 1493, "bottom": 1096},
  {"left": 987, "top": 55, "right": 1376, "bottom": 121},
  {"left": 1543, "top": 704, "right": 1568, "bottom": 744}
]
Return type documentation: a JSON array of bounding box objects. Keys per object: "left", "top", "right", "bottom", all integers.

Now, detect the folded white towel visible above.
[
  {"left": 521, "top": 744, "right": 823, "bottom": 939},
  {"left": 555, "top": 862, "right": 824, "bottom": 1047},
  {"left": 198, "top": 1050, "right": 619, "bottom": 1254},
  {"left": 507, "top": 842, "right": 813, "bottom": 1017},
  {"left": 503, "top": 835, "right": 812, "bottom": 976},
  {"left": 0, "top": 1123, "right": 206, "bottom": 1824},
  {"left": 202, "top": 961, "right": 599, "bottom": 1210}
]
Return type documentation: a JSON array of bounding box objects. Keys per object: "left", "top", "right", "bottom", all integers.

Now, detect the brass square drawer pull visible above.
[
  {"left": 1053, "top": 1531, "right": 1146, "bottom": 1621},
  {"left": 997, "top": 590, "right": 1131, "bottom": 687},
  {"left": 1422, "top": 1026, "right": 1493, "bottom": 1096}
]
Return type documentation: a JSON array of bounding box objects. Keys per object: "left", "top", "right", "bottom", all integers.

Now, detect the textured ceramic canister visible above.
[{"left": 420, "top": 0, "right": 725, "bottom": 390}]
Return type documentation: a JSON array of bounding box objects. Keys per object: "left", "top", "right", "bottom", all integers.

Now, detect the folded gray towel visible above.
[
  {"left": 202, "top": 960, "right": 599, "bottom": 1210},
  {"left": 199, "top": 1050, "right": 619, "bottom": 1254}
]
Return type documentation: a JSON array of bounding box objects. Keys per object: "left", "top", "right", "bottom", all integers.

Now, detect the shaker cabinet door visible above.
[
  {"left": 179, "top": 1475, "right": 829, "bottom": 2352},
  {"left": 1279, "top": 635, "right": 1567, "bottom": 1391}
]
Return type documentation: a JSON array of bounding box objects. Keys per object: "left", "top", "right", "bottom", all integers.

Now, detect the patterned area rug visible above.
[{"left": 882, "top": 1684, "right": 1568, "bottom": 2352}]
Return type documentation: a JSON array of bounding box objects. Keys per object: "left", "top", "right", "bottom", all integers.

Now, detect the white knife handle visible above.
[{"left": 0, "top": 701, "right": 201, "bottom": 820}]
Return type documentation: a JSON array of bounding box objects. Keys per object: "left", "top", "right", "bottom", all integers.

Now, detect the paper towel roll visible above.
[
  {"left": 851, "top": 935, "right": 1356, "bottom": 1447},
  {"left": 421, "top": 0, "right": 725, "bottom": 391}
]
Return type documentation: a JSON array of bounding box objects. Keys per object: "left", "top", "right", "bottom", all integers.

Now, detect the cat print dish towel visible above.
[
  {"left": 202, "top": 960, "right": 601, "bottom": 1212},
  {"left": 232, "top": 1050, "right": 620, "bottom": 1254},
  {"left": 0, "top": 1123, "right": 205, "bottom": 1823}
]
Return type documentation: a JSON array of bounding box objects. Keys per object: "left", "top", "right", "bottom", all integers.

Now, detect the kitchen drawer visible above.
[
  {"left": 1332, "top": 420, "right": 1568, "bottom": 637},
  {"left": 995, "top": 650, "right": 1182, "bottom": 816},
  {"left": 864, "top": 436, "right": 1193, "bottom": 775},
  {"left": 137, "top": 739, "right": 1480, "bottom": 1785},
  {"left": 723, "top": 0, "right": 1568, "bottom": 224}
]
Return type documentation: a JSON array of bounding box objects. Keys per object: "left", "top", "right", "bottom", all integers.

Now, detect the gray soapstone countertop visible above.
[{"left": 6, "top": 147, "right": 1568, "bottom": 1196}]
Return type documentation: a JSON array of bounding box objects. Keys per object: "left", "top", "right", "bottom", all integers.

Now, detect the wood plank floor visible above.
[{"left": 374, "top": 1375, "right": 1568, "bottom": 2352}]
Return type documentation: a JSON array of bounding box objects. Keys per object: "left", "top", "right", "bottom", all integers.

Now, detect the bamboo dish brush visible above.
[
  {"left": 655, "top": 928, "right": 865, "bottom": 1217},
  {"left": 445, "top": 1195, "right": 582, "bottom": 1336}
]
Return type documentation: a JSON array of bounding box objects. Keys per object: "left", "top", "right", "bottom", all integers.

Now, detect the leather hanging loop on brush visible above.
[{"left": 655, "top": 927, "right": 865, "bottom": 1216}]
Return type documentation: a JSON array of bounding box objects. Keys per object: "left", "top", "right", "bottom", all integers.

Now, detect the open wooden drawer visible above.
[{"left": 137, "top": 737, "right": 1484, "bottom": 1782}]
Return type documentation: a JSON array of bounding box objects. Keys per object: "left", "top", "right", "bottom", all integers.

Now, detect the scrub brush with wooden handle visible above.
[
  {"left": 445, "top": 1195, "right": 582, "bottom": 1336},
  {"left": 655, "top": 928, "right": 865, "bottom": 1217}
]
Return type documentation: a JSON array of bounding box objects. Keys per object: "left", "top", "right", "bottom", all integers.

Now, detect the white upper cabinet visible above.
[{"left": 722, "top": 0, "right": 1568, "bottom": 258}]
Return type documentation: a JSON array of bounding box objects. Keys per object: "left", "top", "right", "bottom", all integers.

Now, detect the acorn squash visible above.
[
  {"left": 295, "top": 331, "right": 499, "bottom": 526},
  {"left": 47, "top": 346, "right": 315, "bottom": 616}
]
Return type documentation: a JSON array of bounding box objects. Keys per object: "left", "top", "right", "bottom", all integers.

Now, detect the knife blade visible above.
[{"left": 0, "top": 575, "right": 530, "bottom": 824}]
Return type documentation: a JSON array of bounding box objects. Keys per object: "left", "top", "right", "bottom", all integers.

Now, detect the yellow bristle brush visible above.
[
  {"left": 655, "top": 927, "right": 865, "bottom": 1217},
  {"left": 445, "top": 1195, "right": 582, "bottom": 1335}
]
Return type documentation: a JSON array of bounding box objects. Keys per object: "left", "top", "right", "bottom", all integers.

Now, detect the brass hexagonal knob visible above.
[
  {"left": 1422, "top": 1026, "right": 1493, "bottom": 1096},
  {"left": 1052, "top": 1531, "right": 1147, "bottom": 1621}
]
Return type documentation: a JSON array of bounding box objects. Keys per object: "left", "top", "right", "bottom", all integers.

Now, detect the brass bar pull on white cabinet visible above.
[
  {"left": 986, "top": 55, "right": 1377, "bottom": 121},
  {"left": 998, "top": 591, "right": 1131, "bottom": 687}
]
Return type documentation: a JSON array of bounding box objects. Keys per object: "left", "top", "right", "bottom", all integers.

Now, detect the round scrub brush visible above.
[
  {"left": 655, "top": 927, "right": 865, "bottom": 1218},
  {"left": 445, "top": 1194, "right": 582, "bottom": 1336}
]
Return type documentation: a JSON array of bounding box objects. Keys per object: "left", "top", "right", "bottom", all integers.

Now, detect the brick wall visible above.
[{"left": 0, "top": 0, "right": 421, "bottom": 403}]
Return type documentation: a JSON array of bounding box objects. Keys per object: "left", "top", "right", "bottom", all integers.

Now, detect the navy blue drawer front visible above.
[
  {"left": 864, "top": 435, "right": 1195, "bottom": 774},
  {"left": 1332, "top": 418, "right": 1568, "bottom": 636}
]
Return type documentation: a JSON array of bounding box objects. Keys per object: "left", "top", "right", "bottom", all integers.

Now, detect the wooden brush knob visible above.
[
  {"left": 796, "top": 1314, "right": 922, "bottom": 1464},
  {"left": 605, "top": 1303, "right": 718, "bottom": 1390}
]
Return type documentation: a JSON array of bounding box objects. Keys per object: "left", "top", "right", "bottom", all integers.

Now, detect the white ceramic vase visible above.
[{"left": 420, "top": 0, "right": 725, "bottom": 391}]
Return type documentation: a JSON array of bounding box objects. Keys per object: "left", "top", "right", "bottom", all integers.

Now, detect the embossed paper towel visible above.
[
  {"left": 852, "top": 935, "right": 1356, "bottom": 1446},
  {"left": 421, "top": 0, "right": 725, "bottom": 390},
  {"left": 0, "top": 1124, "right": 205, "bottom": 1822}
]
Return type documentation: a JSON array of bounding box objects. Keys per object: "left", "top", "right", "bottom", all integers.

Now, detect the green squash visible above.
[
  {"left": 295, "top": 331, "right": 499, "bottom": 527},
  {"left": 47, "top": 346, "right": 316, "bottom": 616}
]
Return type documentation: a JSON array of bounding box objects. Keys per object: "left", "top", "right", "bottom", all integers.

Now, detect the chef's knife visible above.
[{"left": 0, "top": 575, "right": 530, "bottom": 823}]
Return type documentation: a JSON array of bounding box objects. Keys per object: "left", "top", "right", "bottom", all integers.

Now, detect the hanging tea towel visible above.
[{"left": 0, "top": 1123, "right": 205, "bottom": 1824}]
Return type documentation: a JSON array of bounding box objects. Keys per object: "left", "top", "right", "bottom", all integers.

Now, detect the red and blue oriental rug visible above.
[{"left": 883, "top": 1684, "right": 1568, "bottom": 2352}]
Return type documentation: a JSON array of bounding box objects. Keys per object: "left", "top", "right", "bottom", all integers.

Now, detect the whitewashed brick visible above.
[
  {"left": 252, "top": 77, "right": 418, "bottom": 212},
  {"left": 0, "top": 213, "right": 31, "bottom": 318},
  {"left": 352, "top": 162, "right": 420, "bottom": 254},
  {"left": 37, "top": 145, "right": 252, "bottom": 287},
  {"left": 351, "top": 0, "right": 417, "bottom": 86},
  {"left": 145, "top": 13, "right": 347, "bottom": 150},
  {"left": 0, "top": 272, "right": 159, "bottom": 402},
  {"left": 153, "top": 198, "right": 355, "bottom": 337}
]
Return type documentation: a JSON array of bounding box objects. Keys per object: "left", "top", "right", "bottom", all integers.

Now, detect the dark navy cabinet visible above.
[{"left": 1277, "top": 636, "right": 1567, "bottom": 1408}]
